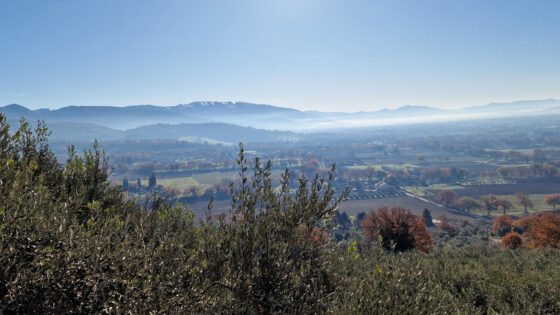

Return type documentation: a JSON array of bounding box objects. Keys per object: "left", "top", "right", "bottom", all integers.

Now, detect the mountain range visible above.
[{"left": 1, "top": 99, "right": 560, "bottom": 143}]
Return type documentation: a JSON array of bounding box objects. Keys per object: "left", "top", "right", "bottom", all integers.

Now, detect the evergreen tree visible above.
[
  {"left": 333, "top": 210, "right": 351, "bottom": 227},
  {"left": 423, "top": 208, "right": 434, "bottom": 227},
  {"left": 148, "top": 174, "right": 156, "bottom": 189},
  {"left": 356, "top": 211, "right": 367, "bottom": 228}
]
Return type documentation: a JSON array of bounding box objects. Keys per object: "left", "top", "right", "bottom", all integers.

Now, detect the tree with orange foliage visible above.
[
  {"left": 524, "top": 212, "right": 560, "bottom": 248},
  {"left": 435, "top": 190, "right": 458, "bottom": 207},
  {"left": 361, "top": 207, "right": 433, "bottom": 252},
  {"left": 512, "top": 215, "right": 541, "bottom": 234},
  {"left": 545, "top": 194, "right": 560, "bottom": 210},
  {"left": 502, "top": 232, "right": 523, "bottom": 249},
  {"left": 493, "top": 215, "right": 513, "bottom": 236}
]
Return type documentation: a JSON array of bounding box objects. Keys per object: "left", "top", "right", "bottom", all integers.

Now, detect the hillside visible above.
[
  {"left": 2, "top": 114, "right": 560, "bottom": 313},
  {"left": 2, "top": 119, "right": 297, "bottom": 143}
]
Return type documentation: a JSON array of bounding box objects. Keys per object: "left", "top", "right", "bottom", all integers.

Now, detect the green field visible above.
[
  {"left": 346, "top": 191, "right": 405, "bottom": 200},
  {"left": 338, "top": 196, "right": 466, "bottom": 220},
  {"left": 403, "top": 184, "right": 465, "bottom": 197},
  {"left": 470, "top": 194, "right": 554, "bottom": 217},
  {"left": 497, "top": 194, "right": 553, "bottom": 213},
  {"left": 156, "top": 177, "right": 207, "bottom": 190},
  {"left": 459, "top": 177, "right": 517, "bottom": 185},
  {"left": 344, "top": 163, "right": 419, "bottom": 172},
  {"left": 144, "top": 169, "right": 286, "bottom": 193},
  {"left": 192, "top": 171, "right": 240, "bottom": 185}
]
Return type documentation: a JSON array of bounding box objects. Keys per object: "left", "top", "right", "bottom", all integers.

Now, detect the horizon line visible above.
[{"left": 2, "top": 98, "right": 559, "bottom": 114}]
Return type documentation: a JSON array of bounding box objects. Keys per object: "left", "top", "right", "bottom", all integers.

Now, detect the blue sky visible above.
[{"left": 1, "top": 0, "right": 559, "bottom": 112}]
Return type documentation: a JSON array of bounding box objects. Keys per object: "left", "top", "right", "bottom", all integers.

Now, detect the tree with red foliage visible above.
[
  {"left": 493, "top": 215, "right": 513, "bottom": 236},
  {"left": 524, "top": 212, "right": 560, "bottom": 248},
  {"left": 502, "top": 232, "right": 523, "bottom": 249},
  {"left": 361, "top": 207, "right": 433, "bottom": 253},
  {"left": 435, "top": 190, "right": 458, "bottom": 207}
]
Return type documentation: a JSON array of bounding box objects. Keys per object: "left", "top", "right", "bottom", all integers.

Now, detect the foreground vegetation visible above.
[{"left": 1, "top": 115, "right": 560, "bottom": 313}]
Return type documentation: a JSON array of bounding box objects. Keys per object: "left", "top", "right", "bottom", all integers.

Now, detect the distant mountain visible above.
[
  {"left": 2, "top": 99, "right": 560, "bottom": 134},
  {"left": 462, "top": 99, "right": 560, "bottom": 112},
  {"left": 0, "top": 101, "right": 311, "bottom": 130}
]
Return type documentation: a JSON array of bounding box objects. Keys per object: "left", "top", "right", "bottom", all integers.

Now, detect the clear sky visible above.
[{"left": 1, "top": 0, "right": 559, "bottom": 112}]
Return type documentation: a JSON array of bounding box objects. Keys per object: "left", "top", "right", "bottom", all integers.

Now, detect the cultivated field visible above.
[
  {"left": 337, "top": 196, "right": 468, "bottom": 220},
  {"left": 468, "top": 194, "right": 556, "bottom": 217},
  {"left": 187, "top": 199, "right": 232, "bottom": 218},
  {"left": 455, "top": 178, "right": 560, "bottom": 198}
]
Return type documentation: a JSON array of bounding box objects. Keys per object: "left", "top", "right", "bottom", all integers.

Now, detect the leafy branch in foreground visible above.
[{"left": 196, "top": 143, "right": 350, "bottom": 313}]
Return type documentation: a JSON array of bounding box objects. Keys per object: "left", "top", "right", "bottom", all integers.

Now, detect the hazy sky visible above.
[{"left": 1, "top": 0, "right": 560, "bottom": 112}]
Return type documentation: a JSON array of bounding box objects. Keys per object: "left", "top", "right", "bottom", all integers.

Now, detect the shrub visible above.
[
  {"left": 493, "top": 215, "right": 513, "bottom": 236},
  {"left": 438, "top": 216, "right": 456, "bottom": 236},
  {"left": 502, "top": 232, "right": 523, "bottom": 249},
  {"left": 361, "top": 207, "right": 433, "bottom": 253},
  {"left": 336, "top": 246, "right": 560, "bottom": 314}
]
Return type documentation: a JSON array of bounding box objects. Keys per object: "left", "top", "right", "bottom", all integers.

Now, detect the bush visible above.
[
  {"left": 336, "top": 246, "right": 560, "bottom": 314},
  {"left": 493, "top": 215, "right": 513, "bottom": 237},
  {"left": 502, "top": 232, "right": 523, "bottom": 249},
  {"left": 438, "top": 216, "right": 456, "bottom": 236},
  {"left": 361, "top": 207, "right": 433, "bottom": 253}
]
